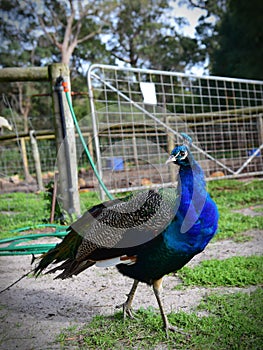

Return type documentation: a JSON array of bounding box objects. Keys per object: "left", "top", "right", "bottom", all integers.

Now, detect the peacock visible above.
[{"left": 34, "top": 133, "right": 219, "bottom": 333}]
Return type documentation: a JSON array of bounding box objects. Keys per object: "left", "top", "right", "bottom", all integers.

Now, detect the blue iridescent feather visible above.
[
  {"left": 117, "top": 143, "right": 219, "bottom": 283},
  {"left": 34, "top": 135, "right": 219, "bottom": 332}
]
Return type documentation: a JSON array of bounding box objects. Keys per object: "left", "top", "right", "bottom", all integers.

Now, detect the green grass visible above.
[
  {"left": 79, "top": 181, "right": 263, "bottom": 242},
  {"left": 253, "top": 206, "right": 263, "bottom": 213},
  {"left": 0, "top": 191, "right": 101, "bottom": 238},
  {"left": 79, "top": 191, "right": 101, "bottom": 212},
  {"left": 207, "top": 179, "right": 263, "bottom": 241},
  {"left": 0, "top": 179, "right": 262, "bottom": 348},
  {"left": 0, "top": 192, "right": 48, "bottom": 238},
  {"left": 176, "top": 255, "right": 263, "bottom": 288},
  {"left": 207, "top": 179, "right": 263, "bottom": 209},
  {"left": 57, "top": 288, "right": 263, "bottom": 349},
  {"left": 215, "top": 211, "right": 263, "bottom": 241},
  {"left": 0, "top": 179, "right": 262, "bottom": 241}
]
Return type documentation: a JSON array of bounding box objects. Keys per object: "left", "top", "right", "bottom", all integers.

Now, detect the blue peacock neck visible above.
[{"left": 176, "top": 159, "right": 208, "bottom": 231}]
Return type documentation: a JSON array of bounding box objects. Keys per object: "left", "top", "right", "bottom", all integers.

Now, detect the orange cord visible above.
[{"left": 62, "top": 81, "right": 69, "bottom": 92}]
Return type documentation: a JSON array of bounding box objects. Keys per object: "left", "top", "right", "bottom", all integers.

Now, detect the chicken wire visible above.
[
  {"left": 0, "top": 138, "right": 56, "bottom": 176},
  {"left": 0, "top": 82, "right": 91, "bottom": 188},
  {"left": 87, "top": 64, "right": 263, "bottom": 196}
]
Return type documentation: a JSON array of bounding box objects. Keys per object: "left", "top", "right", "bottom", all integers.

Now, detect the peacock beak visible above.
[
  {"left": 166, "top": 150, "right": 188, "bottom": 164},
  {"left": 166, "top": 154, "right": 178, "bottom": 164}
]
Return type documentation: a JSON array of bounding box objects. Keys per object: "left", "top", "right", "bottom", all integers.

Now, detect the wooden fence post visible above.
[
  {"left": 29, "top": 130, "right": 44, "bottom": 191},
  {"left": 48, "top": 63, "right": 81, "bottom": 217},
  {"left": 20, "top": 137, "right": 34, "bottom": 183},
  {"left": 0, "top": 65, "right": 81, "bottom": 216}
]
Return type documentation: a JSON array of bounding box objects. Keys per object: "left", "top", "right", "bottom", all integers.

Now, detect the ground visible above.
[{"left": 0, "top": 229, "right": 262, "bottom": 350}]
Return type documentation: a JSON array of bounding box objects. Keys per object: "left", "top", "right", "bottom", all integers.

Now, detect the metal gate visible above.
[{"left": 87, "top": 64, "right": 263, "bottom": 197}]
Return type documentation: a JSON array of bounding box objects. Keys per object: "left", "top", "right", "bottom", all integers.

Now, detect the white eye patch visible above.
[{"left": 180, "top": 151, "right": 188, "bottom": 160}]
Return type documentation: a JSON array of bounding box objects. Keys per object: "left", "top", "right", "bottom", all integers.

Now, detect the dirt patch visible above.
[
  {"left": 0, "top": 230, "right": 262, "bottom": 350},
  {"left": 232, "top": 204, "right": 263, "bottom": 217}
]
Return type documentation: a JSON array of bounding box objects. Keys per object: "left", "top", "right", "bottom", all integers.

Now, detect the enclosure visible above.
[
  {"left": 0, "top": 65, "right": 262, "bottom": 202},
  {"left": 86, "top": 65, "right": 263, "bottom": 197}
]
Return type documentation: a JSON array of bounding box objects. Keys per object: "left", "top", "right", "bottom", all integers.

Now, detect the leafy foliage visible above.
[
  {"left": 105, "top": 0, "right": 204, "bottom": 70},
  {"left": 186, "top": 0, "right": 263, "bottom": 79},
  {"left": 211, "top": 0, "right": 263, "bottom": 79},
  {"left": 0, "top": 0, "right": 111, "bottom": 67},
  {"left": 107, "top": 0, "right": 169, "bottom": 67},
  {"left": 0, "top": 0, "right": 208, "bottom": 131},
  {"left": 0, "top": 0, "right": 204, "bottom": 72}
]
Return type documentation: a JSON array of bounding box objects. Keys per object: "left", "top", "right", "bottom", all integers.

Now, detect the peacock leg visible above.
[
  {"left": 117, "top": 279, "right": 139, "bottom": 319},
  {"left": 153, "top": 278, "right": 187, "bottom": 336}
]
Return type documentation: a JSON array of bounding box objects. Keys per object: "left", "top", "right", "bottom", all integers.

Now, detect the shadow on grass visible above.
[{"left": 58, "top": 288, "right": 263, "bottom": 349}]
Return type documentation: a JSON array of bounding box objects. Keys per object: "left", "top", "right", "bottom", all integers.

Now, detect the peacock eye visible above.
[{"left": 180, "top": 151, "right": 185, "bottom": 156}]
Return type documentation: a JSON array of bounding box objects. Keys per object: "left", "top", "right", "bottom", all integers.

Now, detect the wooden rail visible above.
[{"left": 0, "top": 67, "right": 49, "bottom": 82}]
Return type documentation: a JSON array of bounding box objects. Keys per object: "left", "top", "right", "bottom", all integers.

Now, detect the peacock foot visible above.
[
  {"left": 164, "top": 323, "right": 190, "bottom": 338},
  {"left": 116, "top": 301, "right": 136, "bottom": 319}
]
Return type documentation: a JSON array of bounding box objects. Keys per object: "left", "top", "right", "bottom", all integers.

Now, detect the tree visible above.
[
  {"left": 106, "top": 0, "right": 168, "bottom": 67},
  {"left": 0, "top": 0, "right": 211, "bottom": 132},
  {"left": 211, "top": 0, "right": 263, "bottom": 79},
  {"left": 184, "top": 0, "right": 263, "bottom": 79},
  {"left": 0, "top": 0, "right": 116, "bottom": 69},
  {"left": 146, "top": 29, "right": 205, "bottom": 72},
  {"left": 106, "top": 0, "right": 204, "bottom": 71},
  {"left": 1, "top": 0, "right": 207, "bottom": 72},
  {"left": 0, "top": 0, "right": 116, "bottom": 131}
]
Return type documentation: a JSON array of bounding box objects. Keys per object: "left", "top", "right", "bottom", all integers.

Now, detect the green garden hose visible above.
[
  {"left": 64, "top": 83, "right": 114, "bottom": 200},
  {"left": 0, "top": 79, "right": 113, "bottom": 256}
]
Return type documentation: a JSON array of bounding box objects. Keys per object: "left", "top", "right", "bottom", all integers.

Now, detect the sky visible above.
[
  {"left": 112, "top": 1, "right": 210, "bottom": 73},
  {"left": 170, "top": 1, "right": 206, "bottom": 38},
  {"left": 170, "top": 1, "right": 215, "bottom": 75}
]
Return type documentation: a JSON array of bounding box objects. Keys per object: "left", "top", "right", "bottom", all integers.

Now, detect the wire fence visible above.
[
  {"left": 0, "top": 133, "right": 95, "bottom": 191},
  {"left": 0, "top": 67, "right": 262, "bottom": 195},
  {"left": 0, "top": 80, "right": 92, "bottom": 192},
  {"left": 87, "top": 65, "right": 263, "bottom": 195},
  {"left": 0, "top": 137, "right": 55, "bottom": 175}
]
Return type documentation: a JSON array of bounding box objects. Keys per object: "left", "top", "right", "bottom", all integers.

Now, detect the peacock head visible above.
[{"left": 166, "top": 133, "right": 193, "bottom": 166}]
